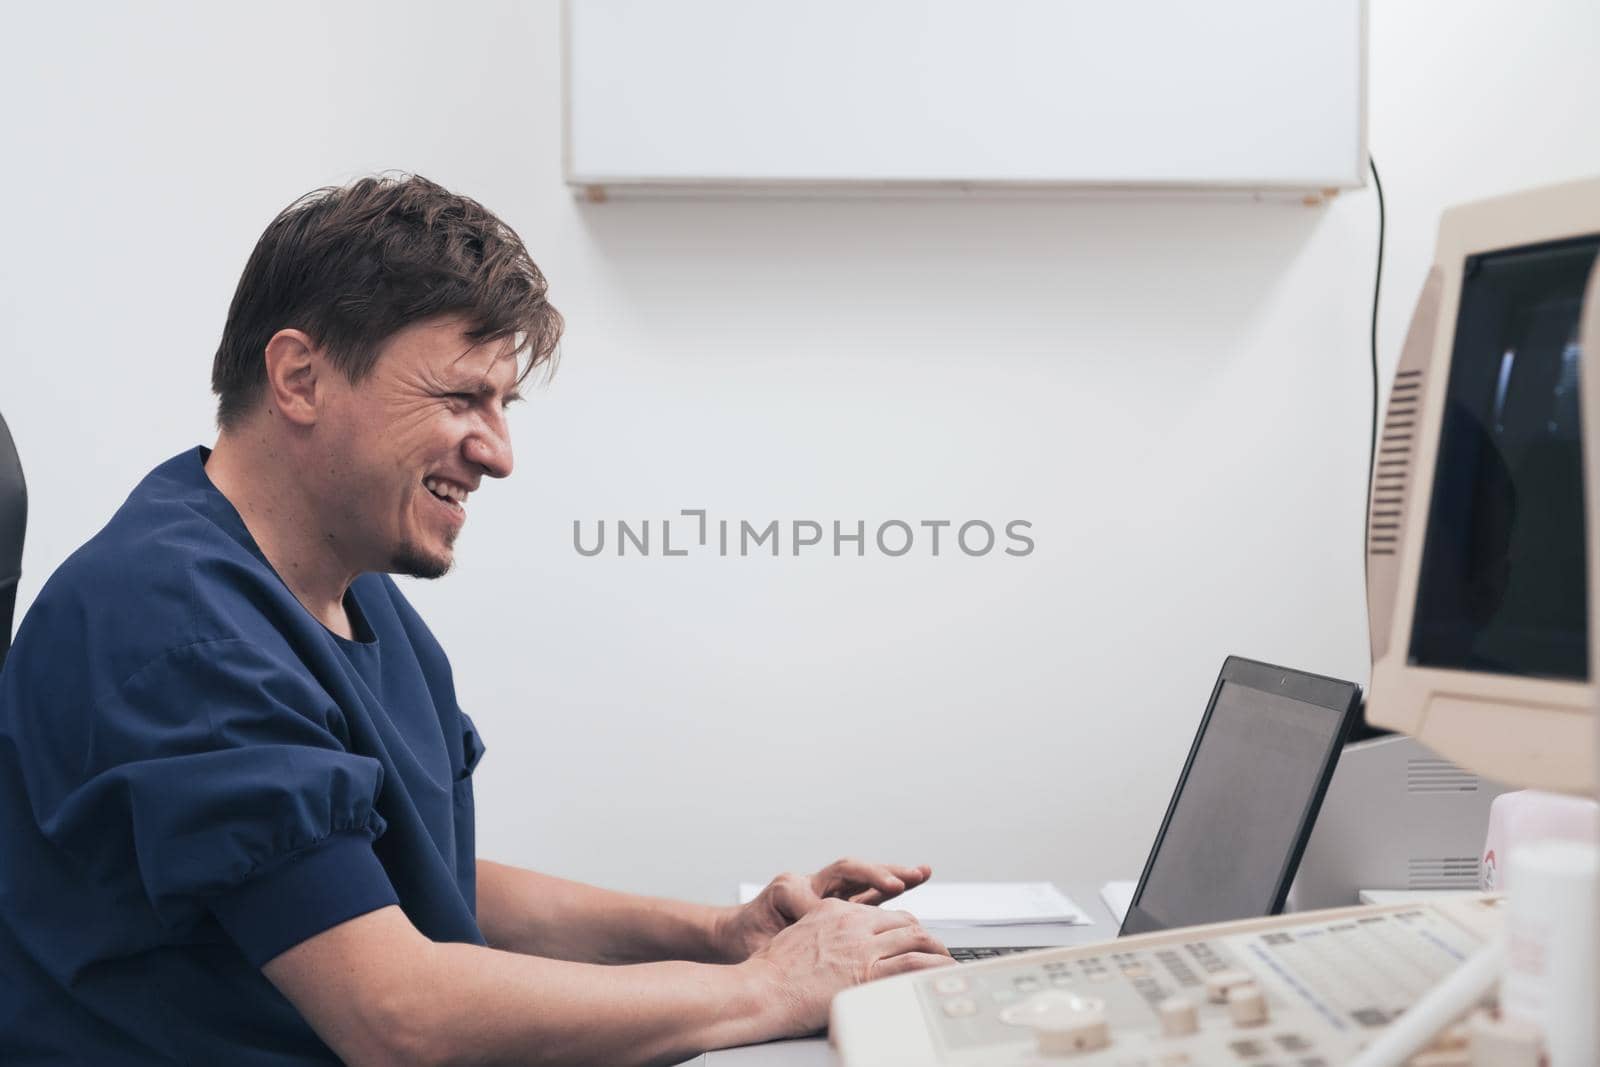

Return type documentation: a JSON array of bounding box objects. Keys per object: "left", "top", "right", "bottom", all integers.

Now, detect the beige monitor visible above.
[{"left": 1366, "top": 177, "right": 1600, "bottom": 796}]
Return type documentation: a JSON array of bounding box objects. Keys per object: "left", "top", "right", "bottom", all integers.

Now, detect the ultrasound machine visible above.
[{"left": 831, "top": 178, "right": 1600, "bottom": 1066}]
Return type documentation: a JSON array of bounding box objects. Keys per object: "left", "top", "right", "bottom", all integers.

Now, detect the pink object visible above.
[{"left": 1481, "top": 790, "right": 1600, "bottom": 891}]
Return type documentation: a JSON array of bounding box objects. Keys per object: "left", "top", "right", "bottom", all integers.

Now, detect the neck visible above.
[{"left": 206, "top": 425, "right": 361, "bottom": 639}]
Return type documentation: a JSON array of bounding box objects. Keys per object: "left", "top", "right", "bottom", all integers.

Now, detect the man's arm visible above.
[
  {"left": 263, "top": 899, "right": 950, "bottom": 1067},
  {"left": 475, "top": 858, "right": 732, "bottom": 963},
  {"left": 476, "top": 856, "right": 935, "bottom": 964}
]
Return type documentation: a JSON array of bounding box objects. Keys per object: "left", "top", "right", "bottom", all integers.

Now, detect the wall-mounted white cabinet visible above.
[{"left": 564, "top": 0, "right": 1367, "bottom": 200}]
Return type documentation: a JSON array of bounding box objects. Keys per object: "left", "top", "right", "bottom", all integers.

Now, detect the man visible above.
[{"left": 0, "top": 175, "right": 950, "bottom": 1065}]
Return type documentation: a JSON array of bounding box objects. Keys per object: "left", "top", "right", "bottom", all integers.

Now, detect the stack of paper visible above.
[{"left": 738, "top": 881, "right": 1091, "bottom": 928}]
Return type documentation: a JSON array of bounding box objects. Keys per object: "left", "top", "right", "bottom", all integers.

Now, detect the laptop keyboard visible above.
[{"left": 948, "top": 945, "right": 1047, "bottom": 963}]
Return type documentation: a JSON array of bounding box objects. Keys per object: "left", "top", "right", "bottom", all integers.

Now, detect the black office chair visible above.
[{"left": 0, "top": 411, "right": 26, "bottom": 672}]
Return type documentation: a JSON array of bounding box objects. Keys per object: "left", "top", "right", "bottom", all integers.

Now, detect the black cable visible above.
[
  {"left": 1365, "top": 157, "right": 1385, "bottom": 578},
  {"left": 1351, "top": 156, "right": 1390, "bottom": 744}
]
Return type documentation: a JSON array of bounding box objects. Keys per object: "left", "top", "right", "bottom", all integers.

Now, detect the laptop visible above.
[
  {"left": 947, "top": 655, "right": 1360, "bottom": 960},
  {"left": 1119, "top": 655, "right": 1361, "bottom": 935}
]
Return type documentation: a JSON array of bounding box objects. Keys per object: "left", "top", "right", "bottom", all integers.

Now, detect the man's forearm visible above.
[
  {"left": 264, "top": 905, "right": 796, "bottom": 1067},
  {"left": 405, "top": 941, "right": 789, "bottom": 1067},
  {"left": 476, "top": 858, "right": 736, "bottom": 964}
]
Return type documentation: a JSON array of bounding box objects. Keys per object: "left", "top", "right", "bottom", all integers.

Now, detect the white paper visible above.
[
  {"left": 1099, "top": 880, "right": 1137, "bottom": 924},
  {"left": 737, "top": 880, "right": 1091, "bottom": 928}
]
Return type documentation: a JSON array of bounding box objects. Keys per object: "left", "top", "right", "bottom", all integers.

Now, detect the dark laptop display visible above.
[{"left": 1119, "top": 656, "right": 1361, "bottom": 937}]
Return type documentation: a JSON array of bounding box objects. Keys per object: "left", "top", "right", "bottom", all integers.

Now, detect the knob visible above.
[
  {"left": 1205, "top": 970, "right": 1253, "bottom": 1003},
  {"left": 1007, "top": 993, "right": 1112, "bottom": 1057},
  {"left": 1034, "top": 1012, "right": 1111, "bottom": 1057},
  {"left": 1158, "top": 995, "right": 1199, "bottom": 1037},
  {"left": 1227, "top": 983, "right": 1268, "bottom": 1028}
]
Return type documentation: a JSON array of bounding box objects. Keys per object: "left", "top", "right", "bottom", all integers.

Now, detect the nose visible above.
[{"left": 465, "top": 414, "right": 514, "bottom": 480}]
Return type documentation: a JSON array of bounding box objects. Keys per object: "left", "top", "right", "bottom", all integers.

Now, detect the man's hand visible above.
[
  {"left": 714, "top": 857, "right": 934, "bottom": 961},
  {"left": 743, "top": 898, "right": 953, "bottom": 1037}
]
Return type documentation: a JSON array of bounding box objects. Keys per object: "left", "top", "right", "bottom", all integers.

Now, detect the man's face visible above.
[{"left": 315, "top": 315, "right": 518, "bottom": 580}]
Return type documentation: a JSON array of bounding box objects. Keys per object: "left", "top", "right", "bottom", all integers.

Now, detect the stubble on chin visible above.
[{"left": 390, "top": 534, "right": 455, "bottom": 580}]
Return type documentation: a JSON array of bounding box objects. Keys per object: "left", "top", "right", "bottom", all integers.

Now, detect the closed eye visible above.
[{"left": 440, "top": 387, "right": 521, "bottom": 411}]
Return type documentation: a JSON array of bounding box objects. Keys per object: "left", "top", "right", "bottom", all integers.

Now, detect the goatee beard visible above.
[{"left": 391, "top": 539, "right": 453, "bottom": 580}]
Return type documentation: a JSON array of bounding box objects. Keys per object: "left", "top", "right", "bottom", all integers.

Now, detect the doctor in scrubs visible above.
[{"left": 0, "top": 174, "right": 951, "bottom": 1066}]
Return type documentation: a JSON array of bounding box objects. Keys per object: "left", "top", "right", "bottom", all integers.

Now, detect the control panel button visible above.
[
  {"left": 1226, "top": 983, "right": 1269, "bottom": 1028},
  {"left": 941, "top": 996, "right": 978, "bottom": 1018},
  {"left": 1465, "top": 1011, "right": 1541, "bottom": 1067},
  {"left": 1157, "top": 995, "right": 1199, "bottom": 1037},
  {"left": 1423, "top": 1022, "right": 1470, "bottom": 1051},
  {"left": 1205, "top": 970, "right": 1254, "bottom": 1003},
  {"left": 1273, "top": 1033, "right": 1311, "bottom": 1053},
  {"left": 932, "top": 975, "right": 969, "bottom": 995}
]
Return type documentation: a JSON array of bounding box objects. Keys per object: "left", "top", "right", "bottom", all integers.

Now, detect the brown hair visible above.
[{"left": 212, "top": 174, "right": 562, "bottom": 429}]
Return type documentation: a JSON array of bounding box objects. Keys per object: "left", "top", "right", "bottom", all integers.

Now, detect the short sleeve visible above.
[{"left": 29, "top": 638, "right": 399, "bottom": 967}]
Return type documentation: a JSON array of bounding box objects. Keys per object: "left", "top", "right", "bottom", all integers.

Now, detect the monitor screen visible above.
[
  {"left": 1122, "top": 665, "right": 1357, "bottom": 935},
  {"left": 1410, "top": 236, "right": 1600, "bottom": 682}
]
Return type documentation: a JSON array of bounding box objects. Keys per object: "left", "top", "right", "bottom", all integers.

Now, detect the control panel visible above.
[{"left": 831, "top": 894, "right": 1503, "bottom": 1065}]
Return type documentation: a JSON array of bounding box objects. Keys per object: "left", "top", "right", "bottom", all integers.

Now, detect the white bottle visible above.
[{"left": 1501, "top": 838, "right": 1598, "bottom": 1067}]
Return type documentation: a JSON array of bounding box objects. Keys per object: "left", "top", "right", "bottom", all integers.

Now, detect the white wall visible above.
[{"left": 2, "top": 1, "right": 1597, "bottom": 904}]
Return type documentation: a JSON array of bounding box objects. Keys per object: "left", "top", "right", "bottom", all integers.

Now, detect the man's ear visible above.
[{"left": 261, "top": 329, "right": 325, "bottom": 427}]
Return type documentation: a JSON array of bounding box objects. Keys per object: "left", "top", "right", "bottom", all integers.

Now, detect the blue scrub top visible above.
[{"left": 0, "top": 448, "right": 488, "bottom": 1064}]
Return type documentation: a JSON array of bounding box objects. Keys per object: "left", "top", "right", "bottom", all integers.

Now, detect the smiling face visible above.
[{"left": 313, "top": 315, "right": 519, "bottom": 580}]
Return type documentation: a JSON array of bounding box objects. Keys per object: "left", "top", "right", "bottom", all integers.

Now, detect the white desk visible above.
[{"left": 679, "top": 879, "right": 1119, "bottom": 1067}]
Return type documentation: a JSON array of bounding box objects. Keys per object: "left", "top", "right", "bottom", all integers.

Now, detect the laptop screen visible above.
[{"left": 1120, "top": 659, "right": 1359, "bottom": 936}]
